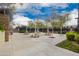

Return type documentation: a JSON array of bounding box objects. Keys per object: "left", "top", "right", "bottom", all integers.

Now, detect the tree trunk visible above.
[
  {"left": 37, "top": 28, "right": 39, "bottom": 33},
  {"left": 47, "top": 28, "right": 49, "bottom": 35},
  {"left": 60, "top": 27, "right": 62, "bottom": 34},
  {"left": 47, "top": 28, "right": 49, "bottom": 33},
  {"left": 35, "top": 28, "right": 37, "bottom": 33},
  {"left": 51, "top": 28, "right": 54, "bottom": 37},
  {"left": 26, "top": 27, "right": 27, "bottom": 32},
  {"left": 29, "top": 28, "right": 31, "bottom": 32},
  {"left": 52, "top": 28, "right": 53, "bottom": 33}
]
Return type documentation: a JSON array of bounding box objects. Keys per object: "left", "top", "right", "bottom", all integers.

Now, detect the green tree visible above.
[
  {"left": 58, "top": 14, "right": 69, "bottom": 34},
  {"left": 28, "top": 21, "right": 35, "bottom": 32},
  {"left": 49, "top": 8, "right": 58, "bottom": 34},
  {"left": 45, "top": 18, "right": 51, "bottom": 34}
]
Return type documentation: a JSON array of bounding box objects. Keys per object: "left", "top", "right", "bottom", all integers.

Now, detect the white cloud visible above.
[
  {"left": 29, "top": 8, "right": 42, "bottom": 15},
  {"left": 13, "top": 15, "right": 33, "bottom": 26},
  {"left": 16, "top": 3, "right": 30, "bottom": 9},
  {"left": 70, "top": 9, "right": 78, "bottom": 15},
  {"left": 10, "top": 4, "right": 23, "bottom": 10},
  {"left": 16, "top": 3, "right": 68, "bottom": 12},
  {"left": 16, "top": 4, "right": 43, "bottom": 15},
  {"left": 15, "top": 3, "right": 69, "bottom": 18},
  {"left": 38, "top": 3, "right": 51, "bottom": 7},
  {"left": 39, "top": 3, "right": 68, "bottom": 8},
  {"left": 52, "top": 3, "right": 68, "bottom": 8},
  {"left": 64, "top": 9, "right": 78, "bottom": 27}
]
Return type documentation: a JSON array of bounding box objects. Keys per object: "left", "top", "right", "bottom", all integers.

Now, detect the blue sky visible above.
[
  {"left": 12, "top": 3, "right": 78, "bottom": 26},
  {"left": 14, "top": 3, "right": 78, "bottom": 20}
]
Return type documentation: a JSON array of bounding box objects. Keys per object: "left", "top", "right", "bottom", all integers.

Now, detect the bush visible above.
[
  {"left": 0, "top": 25, "right": 4, "bottom": 31},
  {"left": 66, "top": 31, "right": 78, "bottom": 41},
  {"left": 75, "top": 35, "right": 79, "bottom": 44},
  {"left": 19, "top": 30, "right": 26, "bottom": 33}
]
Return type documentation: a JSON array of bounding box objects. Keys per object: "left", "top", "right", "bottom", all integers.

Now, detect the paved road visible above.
[{"left": 0, "top": 33, "right": 79, "bottom": 56}]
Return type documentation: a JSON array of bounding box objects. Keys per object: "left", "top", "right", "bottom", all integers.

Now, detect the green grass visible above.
[{"left": 56, "top": 40, "right": 79, "bottom": 53}]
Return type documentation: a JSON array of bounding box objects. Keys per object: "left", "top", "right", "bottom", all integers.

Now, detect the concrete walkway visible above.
[
  {"left": 11, "top": 33, "right": 79, "bottom": 56},
  {"left": 0, "top": 33, "right": 79, "bottom": 56}
]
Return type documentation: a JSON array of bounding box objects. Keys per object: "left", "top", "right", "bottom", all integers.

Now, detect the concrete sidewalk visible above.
[
  {"left": 11, "top": 33, "right": 79, "bottom": 56},
  {"left": 0, "top": 33, "right": 79, "bottom": 56}
]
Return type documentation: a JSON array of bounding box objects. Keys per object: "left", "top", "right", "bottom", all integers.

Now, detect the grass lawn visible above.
[{"left": 56, "top": 40, "right": 79, "bottom": 53}]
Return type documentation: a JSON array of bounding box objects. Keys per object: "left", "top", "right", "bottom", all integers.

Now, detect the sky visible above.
[{"left": 13, "top": 3, "right": 78, "bottom": 26}]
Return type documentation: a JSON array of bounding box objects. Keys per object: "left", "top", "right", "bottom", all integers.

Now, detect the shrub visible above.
[
  {"left": 19, "top": 30, "right": 26, "bottom": 33},
  {"left": 0, "top": 25, "right": 4, "bottom": 31},
  {"left": 75, "top": 35, "right": 79, "bottom": 44},
  {"left": 66, "top": 31, "right": 77, "bottom": 41}
]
